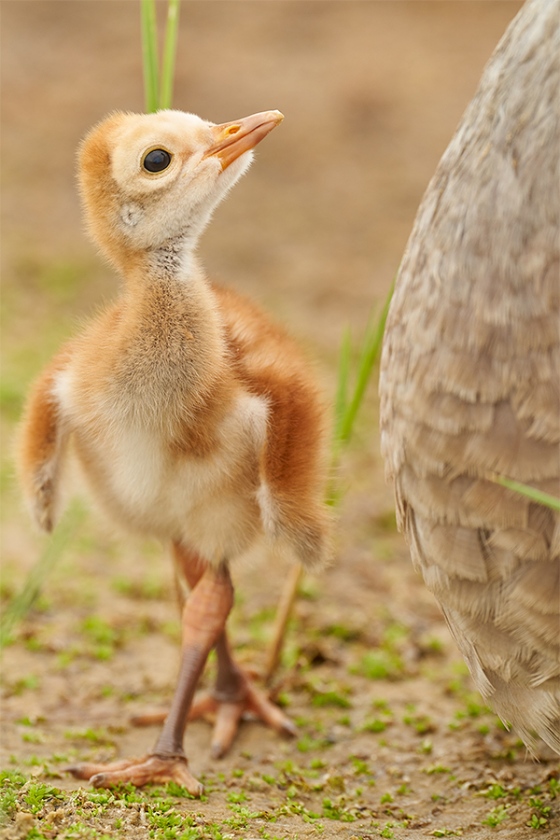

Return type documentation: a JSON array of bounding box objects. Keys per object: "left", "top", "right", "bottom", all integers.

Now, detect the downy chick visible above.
[{"left": 18, "top": 108, "right": 331, "bottom": 793}]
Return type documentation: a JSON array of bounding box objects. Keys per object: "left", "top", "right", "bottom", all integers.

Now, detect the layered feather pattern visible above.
[{"left": 379, "top": 0, "right": 560, "bottom": 753}]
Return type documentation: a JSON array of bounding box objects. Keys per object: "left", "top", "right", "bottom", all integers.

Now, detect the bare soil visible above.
[{"left": 1, "top": 2, "right": 558, "bottom": 839}]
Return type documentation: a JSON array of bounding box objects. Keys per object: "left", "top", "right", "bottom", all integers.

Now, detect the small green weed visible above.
[
  {"left": 226, "top": 791, "right": 248, "bottom": 804},
  {"left": 352, "top": 650, "right": 404, "bottom": 681},
  {"left": 322, "top": 797, "right": 356, "bottom": 822},
  {"left": 64, "top": 726, "right": 114, "bottom": 745},
  {"left": 418, "top": 738, "right": 433, "bottom": 755},
  {"left": 311, "top": 689, "right": 352, "bottom": 709},
  {"left": 24, "top": 782, "right": 63, "bottom": 814},
  {"left": 484, "top": 784, "right": 506, "bottom": 799},
  {"left": 527, "top": 814, "right": 548, "bottom": 830},
  {"left": 403, "top": 713, "right": 435, "bottom": 735},
  {"left": 351, "top": 757, "right": 371, "bottom": 775},
  {"left": 0, "top": 770, "right": 27, "bottom": 818},
  {"left": 81, "top": 615, "right": 120, "bottom": 660},
  {"left": 527, "top": 797, "right": 551, "bottom": 829},
  {"left": 423, "top": 764, "right": 451, "bottom": 775},
  {"left": 362, "top": 717, "right": 389, "bottom": 733},
  {"left": 482, "top": 805, "right": 509, "bottom": 827}
]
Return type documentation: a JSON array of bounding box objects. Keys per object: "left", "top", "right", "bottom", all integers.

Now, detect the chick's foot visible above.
[
  {"left": 66, "top": 753, "right": 203, "bottom": 796},
  {"left": 189, "top": 670, "right": 297, "bottom": 758}
]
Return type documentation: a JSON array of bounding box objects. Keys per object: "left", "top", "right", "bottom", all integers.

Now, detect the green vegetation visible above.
[
  {"left": 352, "top": 649, "right": 404, "bottom": 681},
  {"left": 141, "top": 0, "right": 181, "bottom": 112},
  {"left": 362, "top": 718, "right": 390, "bottom": 733},
  {"left": 1, "top": 743, "right": 558, "bottom": 838},
  {"left": 0, "top": 502, "right": 86, "bottom": 649},
  {"left": 329, "top": 285, "right": 394, "bottom": 505},
  {"left": 482, "top": 804, "right": 509, "bottom": 827},
  {"left": 487, "top": 472, "right": 560, "bottom": 512}
]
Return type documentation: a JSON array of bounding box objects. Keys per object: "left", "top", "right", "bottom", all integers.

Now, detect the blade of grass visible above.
[
  {"left": 337, "top": 281, "right": 393, "bottom": 445},
  {"left": 333, "top": 325, "right": 351, "bottom": 442},
  {"left": 159, "top": 0, "right": 181, "bottom": 110},
  {"left": 141, "top": 0, "right": 160, "bottom": 112},
  {"left": 487, "top": 473, "right": 560, "bottom": 511},
  {"left": 0, "top": 502, "right": 87, "bottom": 648},
  {"left": 329, "top": 324, "right": 352, "bottom": 492}
]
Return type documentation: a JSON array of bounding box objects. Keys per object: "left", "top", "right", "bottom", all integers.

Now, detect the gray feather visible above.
[{"left": 380, "top": 0, "right": 560, "bottom": 754}]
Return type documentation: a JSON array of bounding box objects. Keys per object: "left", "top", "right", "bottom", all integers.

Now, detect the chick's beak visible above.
[{"left": 203, "top": 110, "right": 284, "bottom": 170}]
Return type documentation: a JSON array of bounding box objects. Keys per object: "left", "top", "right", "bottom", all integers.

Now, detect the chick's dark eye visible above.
[{"left": 143, "top": 149, "right": 172, "bottom": 173}]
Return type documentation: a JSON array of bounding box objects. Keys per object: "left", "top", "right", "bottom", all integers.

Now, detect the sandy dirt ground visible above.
[{"left": 1, "top": 2, "right": 558, "bottom": 839}]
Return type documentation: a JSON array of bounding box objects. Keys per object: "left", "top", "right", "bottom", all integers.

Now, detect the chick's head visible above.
[{"left": 78, "top": 109, "right": 283, "bottom": 269}]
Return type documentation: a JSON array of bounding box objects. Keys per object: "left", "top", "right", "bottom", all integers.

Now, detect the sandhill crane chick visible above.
[{"left": 17, "top": 109, "right": 331, "bottom": 793}]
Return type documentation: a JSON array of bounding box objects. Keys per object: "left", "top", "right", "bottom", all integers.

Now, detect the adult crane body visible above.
[{"left": 380, "top": 0, "right": 560, "bottom": 753}]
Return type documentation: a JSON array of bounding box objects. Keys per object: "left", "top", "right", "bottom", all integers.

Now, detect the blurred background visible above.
[
  {"left": 8, "top": 4, "right": 554, "bottom": 837},
  {"left": 2, "top": 1, "right": 521, "bottom": 349}
]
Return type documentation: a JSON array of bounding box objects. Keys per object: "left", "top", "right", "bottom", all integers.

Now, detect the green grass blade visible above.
[
  {"left": 326, "top": 283, "right": 394, "bottom": 508},
  {"left": 141, "top": 0, "right": 160, "bottom": 112},
  {"left": 337, "top": 281, "right": 393, "bottom": 446},
  {"left": 159, "top": 0, "right": 181, "bottom": 110},
  {"left": 333, "top": 325, "right": 351, "bottom": 444},
  {"left": 488, "top": 474, "right": 560, "bottom": 511},
  {"left": 0, "top": 503, "right": 86, "bottom": 648}
]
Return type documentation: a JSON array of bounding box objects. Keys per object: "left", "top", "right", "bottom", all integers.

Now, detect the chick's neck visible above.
[{"left": 112, "top": 233, "right": 227, "bottom": 409}]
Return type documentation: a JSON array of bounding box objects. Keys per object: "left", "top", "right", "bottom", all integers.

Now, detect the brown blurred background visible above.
[{"left": 1, "top": 1, "right": 521, "bottom": 356}]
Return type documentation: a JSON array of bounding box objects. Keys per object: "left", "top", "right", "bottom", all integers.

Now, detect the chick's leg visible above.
[
  {"left": 68, "top": 563, "right": 233, "bottom": 794},
  {"left": 189, "top": 633, "right": 297, "bottom": 758},
  {"left": 174, "top": 544, "right": 297, "bottom": 758}
]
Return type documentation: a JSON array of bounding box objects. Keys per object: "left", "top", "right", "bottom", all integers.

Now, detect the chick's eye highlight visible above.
[{"left": 143, "top": 149, "right": 172, "bottom": 173}]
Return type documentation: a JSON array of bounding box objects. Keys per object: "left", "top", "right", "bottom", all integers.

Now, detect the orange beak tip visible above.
[{"left": 207, "top": 109, "right": 285, "bottom": 170}]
